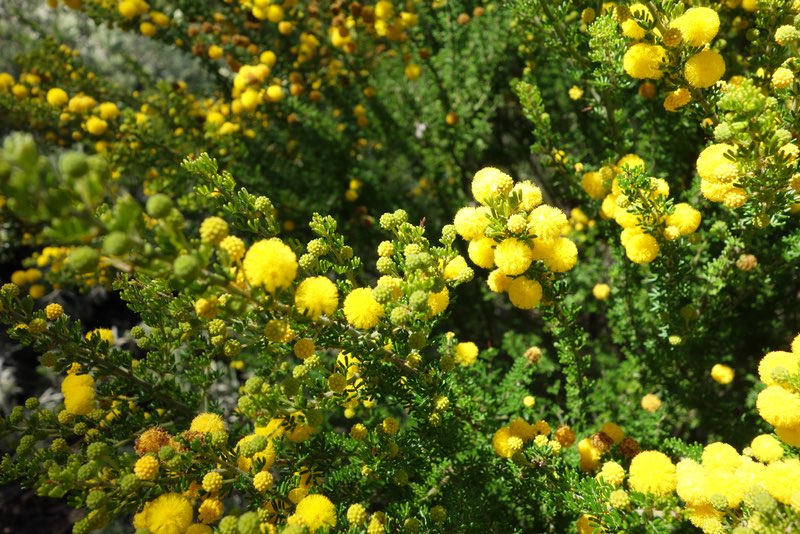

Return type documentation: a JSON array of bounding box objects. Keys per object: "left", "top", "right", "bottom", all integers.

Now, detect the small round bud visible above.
[{"left": 145, "top": 194, "right": 173, "bottom": 219}]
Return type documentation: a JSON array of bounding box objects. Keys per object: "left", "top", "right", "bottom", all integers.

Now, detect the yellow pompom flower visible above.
[
  {"left": 592, "top": 283, "right": 611, "bottom": 301},
  {"left": 45, "top": 303, "right": 64, "bottom": 320},
  {"left": 628, "top": 451, "right": 677, "bottom": 497},
  {"left": 776, "top": 425, "right": 800, "bottom": 447},
  {"left": 86, "top": 328, "right": 115, "bottom": 344},
  {"left": 198, "top": 497, "right": 223, "bottom": 524},
  {"left": 61, "top": 373, "right": 96, "bottom": 415},
  {"left": 750, "top": 434, "right": 784, "bottom": 464},
  {"left": 487, "top": 269, "right": 510, "bottom": 293},
  {"left": 253, "top": 471, "right": 274, "bottom": 492},
  {"left": 624, "top": 233, "right": 660, "bottom": 264},
  {"left": 710, "top": 363, "right": 734, "bottom": 385},
  {"left": 494, "top": 238, "right": 532, "bottom": 276},
  {"left": 621, "top": 4, "right": 651, "bottom": 40},
  {"left": 513, "top": 181, "right": 543, "bottom": 210},
  {"left": 684, "top": 50, "right": 725, "bottom": 88},
  {"left": 623, "top": 43, "right": 667, "bottom": 80},
  {"left": 202, "top": 472, "right": 223, "bottom": 494},
  {"left": 663, "top": 87, "right": 692, "bottom": 112},
  {"left": 507, "top": 277, "right": 543, "bottom": 309},
  {"left": 757, "top": 386, "right": 800, "bottom": 428},
  {"left": 696, "top": 143, "right": 738, "bottom": 184},
  {"left": 343, "top": 287, "right": 384, "bottom": 329},
  {"left": 243, "top": 238, "right": 298, "bottom": 292},
  {"left": 772, "top": 67, "right": 794, "bottom": 89},
  {"left": 759, "top": 351, "right": 798, "bottom": 386},
  {"left": 295, "top": 276, "right": 339, "bottom": 319},
  {"left": 455, "top": 341, "right": 479, "bottom": 366},
  {"left": 190, "top": 412, "right": 227, "bottom": 434},
  {"left": 443, "top": 255, "right": 473, "bottom": 282},
  {"left": 139, "top": 493, "right": 193, "bottom": 534},
  {"left": 528, "top": 205, "right": 568, "bottom": 239},
  {"left": 405, "top": 63, "right": 421, "bottom": 81},
  {"left": 701, "top": 442, "right": 741, "bottom": 472},
  {"left": 670, "top": 7, "right": 720, "bottom": 47},
  {"left": 134, "top": 455, "right": 159, "bottom": 480},
  {"left": 218, "top": 235, "right": 245, "bottom": 261},
  {"left": 471, "top": 167, "right": 513, "bottom": 204},
  {"left": 468, "top": 238, "right": 496, "bottom": 269},
  {"left": 542, "top": 237, "right": 578, "bottom": 273},
  {"left": 581, "top": 171, "right": 608, "bottom": 199},
  {"left": 428, "top": 289, "right": 449, "bottom": 316},
  {"left": 453, "top": 206, "right": 489, "bottom": 240},
  {"left": 597, "top": 461, "right": 626, "bottom": 487},
  {"left": 84, "top": 116, "right": 108, "bottom": 136},
  {"left": 641, "top": 393, "right": 661, "bottom": 412},
  {"left": 46, "top": 87, "right": 69, "bottom": 107},
  {"left": 763, "top": 459, "right": 800, "bottom": 504},
  {"left": 199, "top": 217, "right": 228, "bottom": 245},
  {"left": 578, "top": 438, "right": 602, "bottom": 471},
  {"left": 665, "top": 203, "right": 701, "bottom": 235}
]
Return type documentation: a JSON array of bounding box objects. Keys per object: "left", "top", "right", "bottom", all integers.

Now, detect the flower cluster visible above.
[{"left": 455, "top": 167, "right": 577, "bottom": 308}]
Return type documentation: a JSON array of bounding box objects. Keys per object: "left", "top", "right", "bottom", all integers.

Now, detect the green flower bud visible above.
[
  {"left": 66, "top": 247, "right": 100, "bottom": 273},
  {"left": 145, "top": 194, "right": 173, "bottom": 219},
  {"left": 409, "top": 290, "right": 428, "bottom": 311},
  {"left": 158, "top": 445, "right": 176, "bottom": 461},
  {"left": 224, "top": 339, "right": 242, "bottom": 357},
  {"left": 173, "top": 255, "right": 201, "bottom": 280},
  {"left": 86, "top": 442, "right": 108, "bottom": 461},
  {"left": 408, "top": 331, "right": 428, "bottom": 350},
  {"left": 40, "top": 351, "right": 58, "bottom": 368},
  {"left": 237, "top": 511, "right": 260, "bottom": 534},
  {"left": 244, "top": 376, "right": 263, "bottom": 393},
  {"left": 218, "top": 516, "right": 238, "bottom": 534},
  {"left": 16, "top": 434, "right": 35, "bottom": 455},
  {"left": 85, "top": 489, "right": 106, "bottom": 510},
  {"left": 440, "top": 224, "right": 456, "bottom": 245},
  {"left": 390, "top": 306, "right": 411, "bottom": 326},
  {"left": 59, "top": 152, "right": 90, "bottom": 178},
  {"left": 404, "top": 517, "right": 421, "bottom": 533},
  {"left": 24, "top": 397, "right": 39, "bottom": 410},
  {"left": 376, "top": 256, "right": 395, "bottom": 274},
  {"left": 4, "top": 132, "right": 37, "bottom": 166},
  {"left": 76, "top": 461, "right": 99, "bottom": 481},
  {"left": 102, "top": 232, "right": 131, "bottom": 256}
]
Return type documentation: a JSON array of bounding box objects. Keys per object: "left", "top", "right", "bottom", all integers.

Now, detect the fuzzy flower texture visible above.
[
  {"left": 583, "top": 154, "right": 701, "bottom": 264},
  {"left": 454, "top": 167, "right": 578, "bottom": 309}
]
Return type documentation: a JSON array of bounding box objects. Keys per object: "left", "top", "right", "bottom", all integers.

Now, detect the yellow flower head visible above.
[
  {"left": 295, "top": 276, "right": 339, "bottom": 319},
  {"left": 471, "top": 167, "right": 514, "bottom": 204},
  {"left": 190, "top": 413, "right": 226, "bottom": 434},
  {"left": 507, "top": 277, "right": 543, "bottom": 309},
  {"left": 628, "top": 450, "right": 677, "bottom": 497},
  {"left": 670, "top": 7, "right": 720, "bottom": 47},
  {"left": 710, "top": 363, "right": 734, "bottom": 385},
  {"left": 61, "top": 373, "right": 96, "bottom": 415},
  {"left": 343, "top": 287, "right": 384, "bottom": 329},
  {"left": 293, "top": 494, "right": 337, "bottom": 532},
  {"left": 455, "top": 341, "right": 479, "bottom": 366},
  {"left": 453, "top": 206, "right": 489, "bottom": 240},
  {"left": 243, "top": 238, "right": 298, "bottom": 292},
  {"left": 757, "top": 386, "right": 800, "bottom": 428},
  {"left": 623, "top": 43, "right": 667, "bottom": 80},
  {"left": 758, "top": 350, "right": 798, "bottom": 386},
  {"left": 138, "top": 493, "right": 193, "bottom": 534},
  {"left": 624, "top": 233, "right": 660, "bottom": 264},
  {"left": 684, "top": 50, "right": 726, "bottom": 88},
  {"left": 494, "top": 238, "right": 532, "bottom": 276}
]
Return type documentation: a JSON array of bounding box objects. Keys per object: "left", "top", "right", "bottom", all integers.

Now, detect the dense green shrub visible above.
[{"left": 1, "top": 1, "right": 800, "bottom": 533}]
